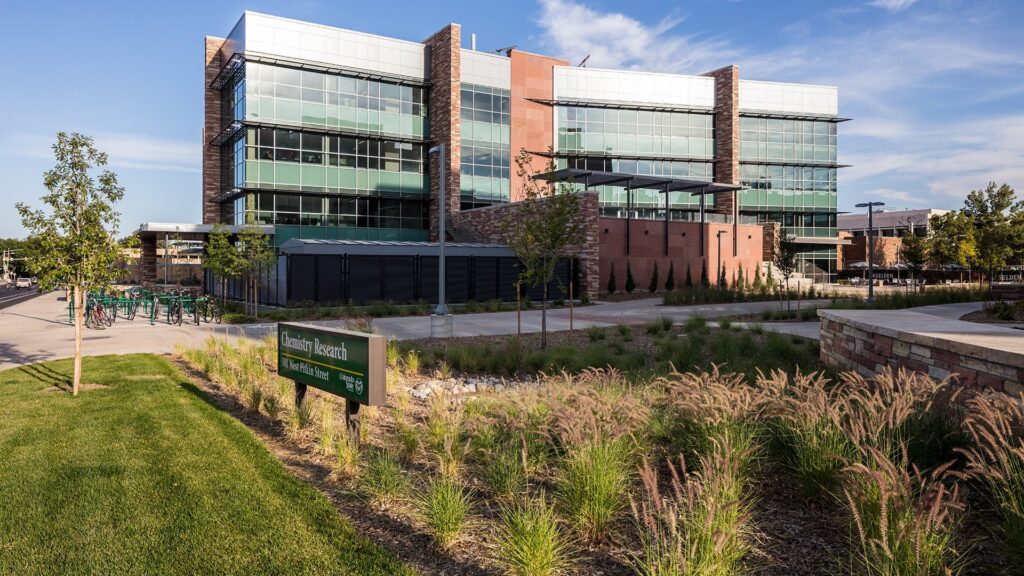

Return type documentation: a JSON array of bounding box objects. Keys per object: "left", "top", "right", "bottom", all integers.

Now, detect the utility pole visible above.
[{"left": 428, "top": 144, "right": 452, "bottom": 337}]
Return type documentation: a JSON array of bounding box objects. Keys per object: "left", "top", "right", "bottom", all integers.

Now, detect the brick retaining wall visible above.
[{"left": 819, "top": 309, "right": 1024, "bottom": 395}]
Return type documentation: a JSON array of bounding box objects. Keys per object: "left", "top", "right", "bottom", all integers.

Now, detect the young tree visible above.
[
  {"left": 900, "top": 232, "right": 929, "bottom": 290},
  {"left": 607, "top": 263, "right": 617, "bottom": 295},
  {"left": 504, "top": 150, "right": 587, "bottom": 348},
  {"left": 624, "top": 261, "right": 636, "bottom": 293},
  {"left": 962, "top": 182, "right": 1020, "bottom": 285},
  {"left": 664, "top": 261, "right": 676, "bottom": 291},
  {"left": 236, "top": 224, "right": 276, "bottom": 319},
  {"left": 718, "top": 266, "right": 727, "bottom": 289},
  {"left": 648, "top": 262, "right": 659, "bottom": 294},
  {"left": 204, "top": 223, "right": 238, "bottom": 307},
  {"left": 773, "top": 230, "right": 800, "bottom": 310},
  {"left": 752, "top": 264, "right": 763, "bottom": 290},
  {"left": 736, "top": 265, "right": 745, "bottom": 292},
  {"left": 16, "top": 133, "right": 128, "bottom": 396},
  {"left": 684, "top": 263, "right": 693, "bottom": 288},
  {"left": 699, "top": 260, "right": 709, "bottom": 287}
]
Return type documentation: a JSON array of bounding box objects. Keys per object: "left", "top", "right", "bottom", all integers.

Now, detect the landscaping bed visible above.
[{"left": 171, "top": 332, "right": 1023, "bottom": 575}]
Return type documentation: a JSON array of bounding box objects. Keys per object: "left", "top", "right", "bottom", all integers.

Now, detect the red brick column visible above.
[
  {"left": 704, "top": 65, "right": 740, "bottom": 256},
  {"left": 423, "top": 24, "right": 462, "bottom": 241},
  {"left": 202, "top": 36, "right": 226, "bottom": 225}
]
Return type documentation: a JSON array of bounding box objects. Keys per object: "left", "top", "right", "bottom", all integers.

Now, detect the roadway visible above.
[{"left": 0, "top": 286, "right": 43, "bottom": 311}]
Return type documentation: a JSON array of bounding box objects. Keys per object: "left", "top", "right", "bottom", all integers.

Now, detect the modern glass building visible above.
[{"left": 192, "top": 12, "right": 846, "bottom": 299}]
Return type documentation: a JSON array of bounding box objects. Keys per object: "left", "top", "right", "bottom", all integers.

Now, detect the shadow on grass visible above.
[
  {"left": 13, "top": 362, "right": 73, "bottom": 390},
  {"left": 172, "top": 367, "right": 493, "bottom": 576}
]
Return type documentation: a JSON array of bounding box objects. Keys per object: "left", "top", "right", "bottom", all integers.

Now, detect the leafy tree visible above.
[
  {"left": 752, "top": 264, "right": 763, "bottom": 290},
  {"left": 736, "top": 265, "right": 745, "bottom": 292},
  {"left": 16, "top": 133, "right": 128, "bottom": 396},
  {"left": 504, "top": 150, "right": 587, "bottom": 348},
  {"left": 699, "top": 260, "right": 709, "bottom": 287},
  {"left": 236, "top": 224, "right": 276, "bottom": 319},
  {"left": 204, "top": 223, "right": 238, "bottom": 307},
  {"left": 607, "top": 263, "right": 617, "bottom": 295},
  {"left": 624, "top": 261, "right": 636, "bottom": 293},
  {"left": 773, "top": 230, "right": 800, "bottom": 309},
  {"left": 648, "top": 262, "right": 659, "bottom": 293},
  {"left": 962, "top": 182, "right": 1020, "bottom": 285},
  {"left": 900, "top": 232, "right": 929, "bottom": 288},
  {"left": 927, "top": 211, "right": 976, "bottom": 270},
  {"left": 664, "top": 261, "right": 675, "bottom": 291},
  {"left": 684, "top": 263, "right": 693, "bottom": 288},
  {"left": 718, "top": 266, "right": 727, "bottom": 288}
]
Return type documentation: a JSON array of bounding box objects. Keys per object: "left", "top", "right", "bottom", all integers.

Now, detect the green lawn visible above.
[{"left": 0, "top": 354, "right": 414, "bottom": 576}]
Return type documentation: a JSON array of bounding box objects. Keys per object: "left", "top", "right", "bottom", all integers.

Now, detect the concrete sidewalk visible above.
[{"left": 0, "top": 293, "right": 250, "bottom": 372}]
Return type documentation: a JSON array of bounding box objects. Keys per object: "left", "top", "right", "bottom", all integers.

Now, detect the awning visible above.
[{"left": 533, "top": 168, "right": 741, "bottom": 194}]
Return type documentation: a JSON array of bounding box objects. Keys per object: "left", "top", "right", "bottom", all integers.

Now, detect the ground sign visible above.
[{"left": 277, "top": 322, "right": 385, "bottom": 406}]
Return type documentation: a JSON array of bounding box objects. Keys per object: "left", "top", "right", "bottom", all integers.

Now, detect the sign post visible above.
[{"left": 277, "top": 322, "right": 386, "bottom": 441}]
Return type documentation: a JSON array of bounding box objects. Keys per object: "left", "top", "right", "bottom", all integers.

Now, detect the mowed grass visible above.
[{"left": 0, "top": 354, "right": 413, "bottom": 576}]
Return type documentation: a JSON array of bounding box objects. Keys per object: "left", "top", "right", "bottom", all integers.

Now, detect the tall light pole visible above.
[
  {"left": 428, "top": 144, "right": 452, "bottom": 337},
  {"left": 428, "top": 144, "right": 448, "bottom": 315},
  {"left": 855, "top": 201, "right": 885, "bottom": 303},
  {"left": 716, "top": 230, "right": 728, "bottom": 288}
]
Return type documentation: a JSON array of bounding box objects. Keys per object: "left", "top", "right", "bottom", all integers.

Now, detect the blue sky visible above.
[{"left": 2, "top": 0, "right": 1022, "bottom": 238}]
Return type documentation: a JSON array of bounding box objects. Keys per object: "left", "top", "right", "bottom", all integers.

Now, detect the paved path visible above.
[
  {"left": 0, "top": 293, "right": 251, "bottom": 371},
  {"left": 371, "top": 299, "right": 834, "bottom": 340}
]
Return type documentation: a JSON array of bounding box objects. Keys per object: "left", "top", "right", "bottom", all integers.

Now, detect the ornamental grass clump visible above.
[
  {"left": 333, "top": 425, "right": 360, "bottom": 480},
  {"left": 417, "top": 475, "right": 475, "bottom": 549},
  {"left": 843, "top": 447, "right": 966, "bottom": 576},
  {"left": 760, "top": 370, "right": 857, "bottom": 495},
  {"left": 361, "top": 446, "right": 406, "bottom": 504},
  {"left": 493, "top": 495, "right": 574, "bottom": 576},
  {"left": 629, "top": 436, "right": 753, "bottom": 576},
  {"left": 318, "top": 400, "right": 337, "bottom": 456},
  {"left": 483, "top": 439, "right": 528, "bottom": 499},
  {"left": 288, "top": 397, "right": 314, "bottom": 437},
  {"left": 555, "top": 438, "right": 631, "bottom": 542},
  {"left": 660, "top": 366, "right": 767, "bottom": 476},
  {"left": 958, "top": 392, "right": 1024, "bottom": 563}
]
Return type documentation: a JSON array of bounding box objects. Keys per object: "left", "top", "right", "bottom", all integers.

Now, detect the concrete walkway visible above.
[{"left": 0, "top": 293, "right": 252, "bottom": 372}]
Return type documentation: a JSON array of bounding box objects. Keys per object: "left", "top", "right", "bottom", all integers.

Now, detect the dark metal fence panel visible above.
[
  {"left": 289, "top": 255, "right": 317, "bottom": 303},
  {"left": 382, "top": 256, "right": 416, "bottom": 303},
  {"left": 349, "top": 256, "right": 383, "bottom": 303},
  {"left": 316, "top": 255, "right": 343, "bottom": 304}
]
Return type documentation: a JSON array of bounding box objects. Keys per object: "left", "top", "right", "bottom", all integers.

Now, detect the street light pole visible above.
[
  {"left": 429, "top": 144, "right": 448, "bottom": 315},
  {"left": 855, "top": 201, "right": 885, "bottom": 303},
  {"left": 716, "top": 230, "right": 728, "bottom": 288}
]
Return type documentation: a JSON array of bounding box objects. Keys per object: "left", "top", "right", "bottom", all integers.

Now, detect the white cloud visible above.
[
  {"left": 1, "top": 132, "right": 199, "bottom": 174},
  {"left": 536, "top": 0, "right": 737, "bottom": 74},
  {"left": 869, "top": 0, "right": 918, "bottom": 11}
]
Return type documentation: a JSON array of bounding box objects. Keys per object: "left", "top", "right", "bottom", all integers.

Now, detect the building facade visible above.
[
  {"left": 838, "top": 208, "right": 948, "bottom": 238},
  {"left": 198, "top": 12, "right": 844, "bottom": 300}
]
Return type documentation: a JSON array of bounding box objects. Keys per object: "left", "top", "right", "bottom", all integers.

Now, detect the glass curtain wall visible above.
[
  {"left": 219, "top": 60, "right": 430, "bottom": 241},
  {"left": 459, "top": 83, "right": 510, "bottom": 209},
  {"left": 738, "top": 115, "right": 839, "bottom": 282},
  {"left": 555, "top": 105, "right": 715, "bottom": 218}
]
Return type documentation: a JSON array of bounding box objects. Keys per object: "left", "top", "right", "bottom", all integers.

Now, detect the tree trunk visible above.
[
  {"left": 221, "top": 276, "right": 227, "bottom": 309},
  {"left": 73, "top": 285, "right": 84, "bottom": 396},
  {"left": 541, "top": 282, "right": 548, "bottom": 349},
  {"left": 253, "top": 271, "right": 259, "bottom": 320}
]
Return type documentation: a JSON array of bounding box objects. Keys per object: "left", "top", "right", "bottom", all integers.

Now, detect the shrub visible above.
[
  {"left": 556, "top": 439, "right": 631, "bottom": 541},
  {"left": 718, "top": 318, "right": 732, "bottom": 330},
  {"left": 434, "top": 360, "right": 453, "bottom": 381},
  {"left": 586, "top": 326, "right": 605, "bottom": 342},
  {"left": 683, "top": 316, "right": 707, "bottom": 333},
  {"left": 625, "top": 262, "right": 637, "bottom": 294},
  {"left": 493, "top": 496, "right": 574, "bottom": 576},
  {"left": 418, "top": 476, "right": 474, "bottom": 549},
  {"left": 665, "top": 262, "right": 676, "bottom": 291},
  {"left": 648, "top": 262, "right": 659, "bottom": 294},
  {"left": 607, "top": 263, "right": 617, "bottom": 295},
  {"left": 645, "top": 316, "right": 674, "bottom": 335},
  {"left": 404, "top": 349, "right": 421, "bottom": 376},
  {"left": 288, "top": 397, "right": 314, "bottom": 436},
  {"left": 361, "top": 447, "right": 406, "bottom": 503}
]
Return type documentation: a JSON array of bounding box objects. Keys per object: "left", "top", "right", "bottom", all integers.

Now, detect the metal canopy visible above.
[{"left": 533, "top": 168, "right": 740, "bottom": 194}]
